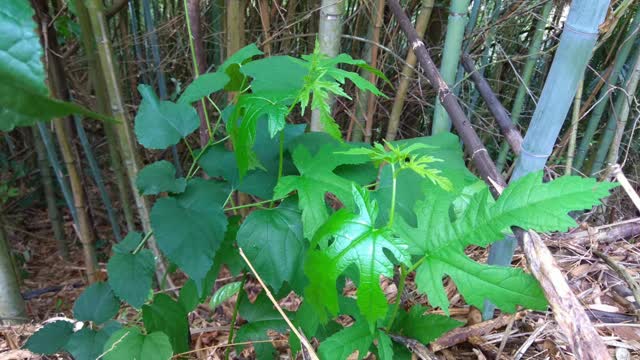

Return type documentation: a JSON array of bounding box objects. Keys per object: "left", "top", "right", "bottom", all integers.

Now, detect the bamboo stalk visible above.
[
  {"left": 226, "top": 0, "right": 245, "bottom": 55},
  {"left": 310, "top": 0, "right": 345, "bottom": 133},
  {"left": 385, "top": 0, "right": 435, "bottom": 141},
  {"left": 431, "top": 0, "right": 471, "bottom": 135},
  {"left": 32, "top": 127, "right": 67, "bottom": 258},
  {"left": 363, "top": 0, "right": 385, "bottom": 143},
  {"left": 0, "top": 215, "right": 27, "bottom": 325},
  {"left": 565, "top": 78, "right": 584, "bottom": 175}
]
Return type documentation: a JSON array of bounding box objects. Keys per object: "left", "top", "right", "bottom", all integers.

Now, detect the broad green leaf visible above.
[
  {"left": 134, "top": 84, "right": 199, "bottom": 150},
  {"left": 178, "top": 280, "right": 200, "bottom": 313},
  {"left": 151, "top": 179, "right": 229, "bottom": 289},
  {"left": 73, "top": 282, "right": 120, "bottom": 324},
  {"left": 213, "top": 215, "right": 245, "bottom": 276},
  {"left": 107, "top": 248, "right": 155, "bottom": 309},
  {"left": 142, "top": 294, "right": 190, "bottom": 354},
  {"left": 241, "top": 56, "right": 307, "bottom": 94},
  {"left": 25, "top": 321, "right": 74, "bottom": 355},
  {"left": 317, "top": 321, "right": 374, "bottom": 360},
  {"left": 64, "top": 328, "right": 112, "bottom": 360},
  {"left": 135, "top": 160, "right": 187, "bottom": 195},
  {"left": 237, "top": 199, "right": 305, "bottom": 292},
  {"left": 113, "top": 232, "right": 143, "bottom": 253},
  {"left": 178, "top": 71, "right": 230, "bottom": 104},
  {"left": 235, "top": 292, "right": 287, "bottom": 359},
  {"left": 102, "top": 327, "right": 173, "bottom": 360},
  {"left": 305, "top": 185, "right": 410, "bottom": 326},
  {"left": 0, "top": 1, "right": 111, "bottom": 131},
  {"left": 390, "top": 305, "right": 462, "bottom": 344},
  {"left": 209, "top": 281, "right": 242, "bottom": 309},
  {"left": 219, "top": 43, "right": 263, "bottom": 91},
  {"left": 274, "top": 144, "right": 369, "bottom": 238},
  {"left": 376, "top": 331, "right": 394, "bottom": 360}
]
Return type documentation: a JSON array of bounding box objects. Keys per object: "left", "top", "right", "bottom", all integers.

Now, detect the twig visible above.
[
  {"left": 593, "top": 250, "right": 640, "bottom": 307},
  {"left": 610, "top": 164, "right": 640, "bottom": 212},
  {"left": 431, "top": 312, "right": 523, "bottom": 352},
  {"left": 513, "top": 322, "right": 548, "bottom": 360},
  {"left": 238, "top": 248, "right": 319, "bottom": 360},
  {"left": 388, "top": 333, "right": 439, "bottom": 360}
]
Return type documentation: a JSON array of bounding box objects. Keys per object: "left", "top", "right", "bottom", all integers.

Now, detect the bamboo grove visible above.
[{"left": 1, "top": 0, "right": 639, "bottom": 359}]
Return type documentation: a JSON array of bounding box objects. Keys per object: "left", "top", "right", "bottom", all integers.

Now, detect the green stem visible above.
[
  {"left": 133, "top": 231, "right": 154, "bottom": 255},
  {"left": 385, "top": 264, "right": 407, "bottom": 331},
  {"left": 228, "top": 197, "right": 287, "bottom": 212},
  {"left": 387, "top": 163, "right": 397, "bottom": 227},
  {"left": 225, "top": 273, "right": 247, "bottom": 360}
]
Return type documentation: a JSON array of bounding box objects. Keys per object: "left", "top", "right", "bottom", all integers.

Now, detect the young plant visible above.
[{"left": 24, "top": 41, "right": 617, "bottom": 360}]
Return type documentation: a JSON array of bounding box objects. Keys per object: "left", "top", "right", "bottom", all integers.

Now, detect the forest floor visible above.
[{"left": 1, "top": 201, "right": 640, "bottom": 359}]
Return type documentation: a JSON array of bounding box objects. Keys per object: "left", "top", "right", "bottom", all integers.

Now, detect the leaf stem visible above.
[
  {"left": 225, "top": 272, "right": 247, "bottom": 360},
  {"left": 133, "top": 231, "right": 154, "bottom": 255},
  {"left": 386, "top": 264, "right": 407, "bottom": 331},
  {"left": 388, "top": 163, "right": 398, "bottom": 227},
  {"left": 227, "top": 197, "right": 287, "bottom": 212}
]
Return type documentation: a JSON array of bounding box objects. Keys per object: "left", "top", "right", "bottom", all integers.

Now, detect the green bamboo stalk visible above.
[
  {"left": 573, "top": 7, "right": 640, "bottom": 172},
  {"left": 385, "top": 0, "right": 435, "bottom": 141},
  {"left": 431, "top": 0, "right": 471, "bottom": 134},
  {"left": 484, "top": 0, "right": 609, "bottom": 320},
  {"left": 592, "top": 47, "right": 640, "bottom": 175},
  {"left": 0, "top": 214, "right": 26, "bottom": 325},
  {"left": 129, "top": 0, "right": 150, "bottom": 84},
  {"left": 209, "top": 0, "right": 225, "bottom": 66},
  {"left": 565, "top": 78, "right": 584, "bottom": 175},
  {"left": 32, "top": 127, "right": 67, "bottom": 258},
  {"left": 496, "top": 1, "right": 553, "bottom": 171},
  {"left": 310, "top": 0, "right": 345, "bottom": 132},
  {"left": 73, "top": 115, "right": 122, "bottom": 241},
  {"left": 452, "top": 0, "right": 483, "bottom": 97}
]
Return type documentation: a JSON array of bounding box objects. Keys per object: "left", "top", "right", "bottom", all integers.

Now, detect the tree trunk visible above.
[{"left": 186, "top": 0, "right": 211, "bottom": 147}]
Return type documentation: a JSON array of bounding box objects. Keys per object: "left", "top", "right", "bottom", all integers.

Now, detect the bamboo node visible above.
[{"left": 411, "top": 40, "right": 424, "bottom": 50}]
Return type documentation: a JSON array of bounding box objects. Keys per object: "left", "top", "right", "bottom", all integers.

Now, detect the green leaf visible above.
[
  {"left": 241, "top": 56, "right": 307, "bottom": 94},
  {"left": 102, "top": 327, "right": 173, "bottom": 360},
  {"left": 135, "top": 160, "right": 187, "bottom": 195},
  {"left": 178, "top": 71, "right": 230, "bottom": 104},
  {"left": 0, "top": 1, "right": 113, "bottom": 131},
  {"left": 376, "top": 331, "right": 394, "bottom": 360},
  {"left": 274, "top": 144, "right": 369, "bottom": 239},
  {"left": 25, "top": 321, "right": 74, "bottom": 355},
  {"left": 73, "top": 282, "right": 120, "bottom": 324},
  {"left": 142, "top": 294, "right": 190, "bottom": 354},
  {"left": 235, "top": 292, "right": 287, "bottom": 359},
  {"left": 64, "top": 328, "right": 112, "bottom": 360},
  {"left": 237, "top": 199, "right": 305, "bottom": 292},
  {"left": 317, "top": 321, "right": 374, "bottom": 360},
  {"left": 107, "top": 248, "right": 155, "bottom": 309},
  {"left": 113, "top": 232, "right": 143, "bottom": 253},
  {"left": 219, "top": 43, "right": 263, "bottom": 91},
  {"left": 390, "top": 306, "right": 462, "bottom": 344},
  {"left": 151, "top": 179, "right": 229, "bottom": 289},
  {"left": 178, "top": 280, "right": 200, "bottom": 313},
  {"left": 305, "top": 185, "right": 410, "bottom": 326},
  {"left": 209, "top": 281, "right": 242, "bottom": 309},
  {"left": 214, "top": 215, "right": 245, "bottom": 276},
  {"left": 134, "top": 84, "right": 199, "bottom": 150}
]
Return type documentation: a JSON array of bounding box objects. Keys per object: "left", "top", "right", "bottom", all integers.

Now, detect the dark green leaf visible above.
[
  {"left": 318, "top": 321, "right": 374, "bottom": 360},
  {"left": 142, "top": 294, "right": 190, "bottom": 354},
  {"left": 151, "top": 179, "right": 229, "bottom": 290},
  {"left": 25, "top": 321, "right": 74, "bottom": 355},
  {"left": 178, "top": 280, "right": 200, "bottom": 313},
  {"left": 134, "top": 84, "right": 199, "bottom": 150},
  {"left": 237, "top": 199, "right": 305, "bottom": 292},
  {"left": 236, "top": 292, "right": 287, "bottom": 359},
  {"left": 107, "top": 249, "right": 155, "bottom": 309},
  {"left": 102, "top": 327, "right": 173, "bottom": 360},
  {"left": 219, "top": 43, "right": 263, "bottom": 91},
  {"left": 73, "top": 282, "right": 120, "bottom": 324},
  {"left": 241, "top": 56, "right": 307, "bottom": 94},
  {"left": 113, "top": 232, "right": 143, "bottom": 253},
  {"left": 64, "top": 328, "right": 112, "bottom": 360},
  {"left": 178, "top": 72, "right": 230, "bottom": 104},
  {"left": 135, "top": 160, "right": 187, "bottom": 195}
]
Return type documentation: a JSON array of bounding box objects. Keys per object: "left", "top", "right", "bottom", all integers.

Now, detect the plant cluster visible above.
[{"left": 26, "top": 43, "right": 616, "bottom": 359}]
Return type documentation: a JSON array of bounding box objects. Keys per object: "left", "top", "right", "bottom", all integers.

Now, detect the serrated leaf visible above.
[
  {"left": 142, "top": 294, "right": 190, "bottom": 354},
  {"left": 178, "top": 71, "right": 230, "bottom": 104},
  {"left": 134, "top": 84, "right": 199, "bottom": 150},
  {"left": 318, "top": 321, "right": 374, "bottom": 360},
  {"left": 73, "top": 282, "right": 120, "bottom": 324},
  {"left": 237, "top": 199, "right": 305, "bottom": 292},
  {"left": 107, "top": 248, "right": 155, "bottom": 309},
  {"left": 305, "top": 185, "right": 410, "bottom": 326},
  {"left": 274, "top": 144, "right": 369, "bottom": 239},
  {"left": 151, "top": 179, "right": 229, "bottom": 290},
  {"left": 25, "top": 321, "right": 74, "bottom": 355},
  {"left": 390, "top": 305, "right": 462, "bottom": 344},
  {"left": 102, "top": 327, "right": 173, "bottom": 360},
  {"left": 209, "top": 281, "right": 242, "bottom": 309},
  {"left": 64, "top": 328, "right": 112, "bottom": 360},
  {"left": 135, "top": 160, "right": 187, "bottom": 195},
  {"left": 0, "top": 2, "right": 111, "bottom": 131}
]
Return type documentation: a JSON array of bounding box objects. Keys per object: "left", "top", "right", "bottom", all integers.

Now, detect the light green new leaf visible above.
[
  {"left": 390, "top": 305, "right": 462, "bottom": 344},
  {"left": 136, "top": 160, "right": 187, "bottom": 195},
  {"left": 73, "top": 282, "right": 120, "bottom": 324},
  {"left": 317, "top": 321, "right": 374, "bottom": 360},
  {"left": 178, "top": 71, "right": 230, "bottom": 104},
  {"left": 134, "top": 85, "right": 199, "bottom": 150},
  {"left": 102, "top": 327, "right": 173, "bottom": 360},
  {"left": 25, "top": 321, "right": 74, "bottom": 355},
  {"left": 376, "top": 331, "right": 394, "bottom": 360},
  {"left": 305, "top": 185, "right": 410, "bottom": 326},
  {"left": 0, "top": 1, "right": 111, "bottom": 131},
  {"left": 237, "top": 200, "right": 305, "bottom": 292},
  {"left": 274, "top": 144, "right": 369, "bottom": 239},
  {"left": 151, "top": 179, "right": 229, "bottom": 289},
  {"left": 142, "top": 294, "right": 190, "bottom": 354},
  {"left": 107, "top": 248, "right": 155, "bottom": 309},
  {"left": 209, "top": 281, "right": 242, "bottom": 309}
]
